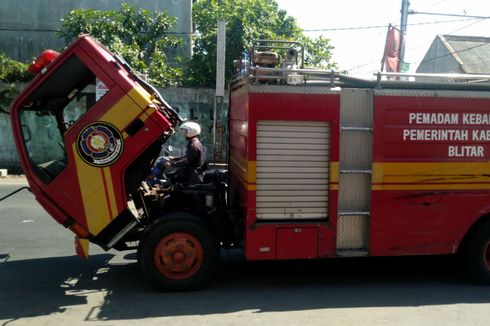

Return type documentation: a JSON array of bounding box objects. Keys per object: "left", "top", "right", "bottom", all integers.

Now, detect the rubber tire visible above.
[
  {"left": 465, "top": 220, "right": 490, "bottom": 284},
  {"left": 138, "top": 214, "right": 220, "bottom": 291}
]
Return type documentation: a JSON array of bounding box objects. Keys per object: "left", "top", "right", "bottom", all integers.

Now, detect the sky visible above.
[{"left": 274, "top": 0, "right": 490, "bottom": 77}]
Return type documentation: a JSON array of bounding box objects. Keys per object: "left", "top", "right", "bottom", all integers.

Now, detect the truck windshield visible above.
[
  {"left": 19, "top": 108, "right": 67, "bottom": 183},
  {"left": 18, "top": 54, "right": 98, "bottom": 183}
]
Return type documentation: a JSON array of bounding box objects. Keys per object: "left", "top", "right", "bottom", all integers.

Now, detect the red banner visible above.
[{"left": 383, "top": 25, "right": 401, "bottom": 72}]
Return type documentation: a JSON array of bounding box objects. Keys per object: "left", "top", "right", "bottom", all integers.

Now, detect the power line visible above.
[
  {"left": 2, "top": 18, "right": 484, "bottom": 36},
  {"left": 345, "top": 17, "right": 490, "bottom": 73},
  {"left": 0, "top": 27, "right": 193, "bottom": 35},
  {"left": 408, "top": 19, "right": 487, "bottom": 68},
  {"left": 359, "top": 16, "right": 400, "bottom": 47},
  {"left": 346, "top": 40, "right": 487, "bottom": 73},
  {"left": 350, "top": 36, "right": 490, "bottom": 73},
  {"left": 402, "top": 18, "right": 487, "bottom": 55},
  {"left": 302, "top": 17, "right": 480, "bottom": 32},
  {"left": 0, "top": 27, "right": 58, "bottom": 32},
  {"left": 448, "top": 18, "right": 485, "bottom": 34},
  {"left": 433, "top": 0, "right": 450, "bottom": 6},
  {"left": 419, "top": 41, "right": 490, "bottom": 65},
  {"left": 409, "top": 10, "right": 490, "bottom": 20},
  {"left": 346, "top": 58, "right": 380, "bottom": 72}
]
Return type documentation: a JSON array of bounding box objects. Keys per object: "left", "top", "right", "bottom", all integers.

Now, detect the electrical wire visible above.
[
  {"left": 302, "top": 17, "right": 481, "bottom": 32},
  {"left": 346, "top": 58, "right": 380, "bottom": 72},
  {"left": 358, "top": 17, "right": 401, "bottom": 47},
  {"left": 0, "top": 28, "right": 59, "bottom": 32},
  {"left": 0, "top": 27, "right": 193, "bottom": 35},
  {"left": 407, "top": 18, "right": 488, "bottom": 68},
  {"left": 448, "top": 18, "right": 485, "bottom": 34},
  {"left": 433, "top": 0, "right": 450, "bottom": 6},
  {"left": 1, "top": 16, "right": 483, "bottom": 35},
  {"left": 350, "top": 37, "right": 490, "bottom": 74},
  {"left": 346, "top": 17, "right": 490, "bottom": 73},
  {"left": 419, "top": 39, "right": 490, "bottom": 65},
  {"left": 399, "top": 19, "right": 486, "bottom": 60},
  {"left": 409, "top": 10, "right": 490, "bottom": 20}
]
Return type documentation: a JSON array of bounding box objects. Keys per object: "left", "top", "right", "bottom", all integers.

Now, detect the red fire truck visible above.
[{"left": 8, "top": 36, "right": 490, "bottom": 290}]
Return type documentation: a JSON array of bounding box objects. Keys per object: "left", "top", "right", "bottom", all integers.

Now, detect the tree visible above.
[
  {"left": 300, "top": 36, "right": 336, "bottom": 69},
  {"left": 188, "top": 0, "right": 337, "bottom": 87},
  {"left": 0, "top": 53, "right": 31, "bottom": 83},
  {"left": 0, "top": 54, "right": 31, "bottom": 114},
  {"left": 57, "top": 4, "right": 184, "bottom": 87}
]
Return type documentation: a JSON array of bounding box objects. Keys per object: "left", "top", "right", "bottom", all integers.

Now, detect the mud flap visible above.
[{"left": 75, "top": 236, "right": 90, "bottom": 258}]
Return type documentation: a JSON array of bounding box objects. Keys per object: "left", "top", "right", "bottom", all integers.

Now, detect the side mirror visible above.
[
  {"left": 165, "top": 145, "right": 173, "bottom": 156},
  {"left": 21, "top": 124, "right": 31, "bottom": 143}
]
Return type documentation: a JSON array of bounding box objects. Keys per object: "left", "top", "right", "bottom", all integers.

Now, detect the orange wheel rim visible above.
[{"left": 154, "top": 232, "right": 204, "bottom": 280}]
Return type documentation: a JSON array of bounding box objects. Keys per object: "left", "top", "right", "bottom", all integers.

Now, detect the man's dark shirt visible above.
[
  {"left": 173, "top": 137, "right": 205, "bottom": 168},
  {"left": 173, "top": 137, "right": 206, "bottom": 183}
]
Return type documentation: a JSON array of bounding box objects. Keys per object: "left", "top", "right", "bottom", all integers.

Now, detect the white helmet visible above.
[{"left": 180, "top": 121, "right": 201, "bottom": 138}]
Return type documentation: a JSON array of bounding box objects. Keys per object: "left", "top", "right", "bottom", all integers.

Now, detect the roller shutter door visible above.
[{"left": 256, "top": 120, "right": 330, "bottom": 220}]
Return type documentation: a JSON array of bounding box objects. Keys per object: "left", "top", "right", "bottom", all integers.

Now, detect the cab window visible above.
[
  {"left": 18, "top": 54, "right": 101, "bottom": 183},
  {"left": 19, "top": 109, "right": 67, "bottom": 183}
]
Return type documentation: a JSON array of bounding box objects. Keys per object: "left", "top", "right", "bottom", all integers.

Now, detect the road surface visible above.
[{"left": 1, "top": 179, "right": 490, "bottom": 326}]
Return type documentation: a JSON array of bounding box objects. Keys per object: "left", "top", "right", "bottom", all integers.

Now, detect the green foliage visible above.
[
  {"left": 0, "top": 53, "right": 31, "bottom": 83},
  {"left": 0, "top": 54, "right": 29, "bottom": 113},
  {"left": 58, "top": 4, "right": 184, "bottom": 87},
  {"left": 188, "top": 0, "right": 337, "bottom": 87},
  {"left": 300, "top": 35, "right": 337, "bottom": 70},
  {"left": 0, "top": 84, "right": 20, "bottom": 114}
]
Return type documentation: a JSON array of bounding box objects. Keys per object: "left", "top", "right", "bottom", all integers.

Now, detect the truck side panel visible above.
[{"left": 371, "top": 91, "right": 490, "bottom": 255}]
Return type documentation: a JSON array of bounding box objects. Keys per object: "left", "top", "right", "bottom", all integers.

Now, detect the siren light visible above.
[{"left": 27, "top": 50, "right": 60, "bottom": 75}]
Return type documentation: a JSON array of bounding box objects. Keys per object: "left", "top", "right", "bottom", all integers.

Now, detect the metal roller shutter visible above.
[{"left": 256, "top": 120, "right": 330, "bottom": 220}]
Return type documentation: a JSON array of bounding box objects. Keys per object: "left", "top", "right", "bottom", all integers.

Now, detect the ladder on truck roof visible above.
[
  {"left": 238, "top": 67, "right": 490, "bottom": 92},
  {"left": 233, "top": 39, "right": 490, "bottom": 91}
]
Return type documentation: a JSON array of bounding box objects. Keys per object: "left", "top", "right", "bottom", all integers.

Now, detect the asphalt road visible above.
[{"left": 1, "top": 180, "right": 490, "bottom": 326}]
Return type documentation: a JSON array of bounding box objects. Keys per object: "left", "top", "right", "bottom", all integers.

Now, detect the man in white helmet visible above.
[{"left": 170, "top": 121, "right": 206, "bottom": 183}]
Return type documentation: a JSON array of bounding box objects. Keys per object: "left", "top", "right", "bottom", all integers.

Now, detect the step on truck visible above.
[{"left": 9, "top": 36, "right": 490, "bottom": 290}]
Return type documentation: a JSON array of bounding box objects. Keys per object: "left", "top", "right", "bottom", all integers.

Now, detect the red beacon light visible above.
[{"left": 27, "top": 49, "right": 60, "bottom": 75}]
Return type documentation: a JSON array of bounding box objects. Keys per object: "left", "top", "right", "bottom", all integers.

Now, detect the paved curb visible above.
[{"left": 0, "top": 176, "right": 28, "bottom": 185}]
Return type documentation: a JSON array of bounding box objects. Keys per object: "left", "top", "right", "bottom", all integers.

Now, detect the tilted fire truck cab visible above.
[
  {"left": 10, "top": 36, "right": 229, "bottom": 290},
  {"left": 11, "top": 36, "right": 181, "bottom": 248},
  {"left": 10, "top": 37, "right": 490, "bottom": 290}
]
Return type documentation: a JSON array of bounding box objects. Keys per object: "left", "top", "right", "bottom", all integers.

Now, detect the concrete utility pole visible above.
[
  {"left": 213, "top": 19, "right": 226, "bottom": 160},
  {"left": 399, "top": 0, "right": 410, "bottom": 70}
]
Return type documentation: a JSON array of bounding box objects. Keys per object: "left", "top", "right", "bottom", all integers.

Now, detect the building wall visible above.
[
  {"left": 0, "top": 0, "right": 192, "bottom": 62},
  {"left": 0, "top": 105, "right": 18, "bottom": 172},
  {"left": 0, "top": 84, "right": 228, "bottom": 173}
]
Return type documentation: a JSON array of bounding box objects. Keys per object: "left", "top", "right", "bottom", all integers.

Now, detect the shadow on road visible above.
[
  {"left": 0, "top": 254, "right": 114, "bottom": 322},
  {"left": 1, "top": 251, "right": 490, "bottom": 322}
]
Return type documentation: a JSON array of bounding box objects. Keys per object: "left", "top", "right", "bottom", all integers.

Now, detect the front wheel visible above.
[
  {"left": 465, "top": 221, "right": 490, "bottom": 284},
  {"left": 138, "top": 214, "right": 220, "bottom": 291}
]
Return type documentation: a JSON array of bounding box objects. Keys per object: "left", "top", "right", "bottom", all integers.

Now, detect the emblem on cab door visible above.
[{"left": 77, "top": 122, "right": 123, "bottom": 167}]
